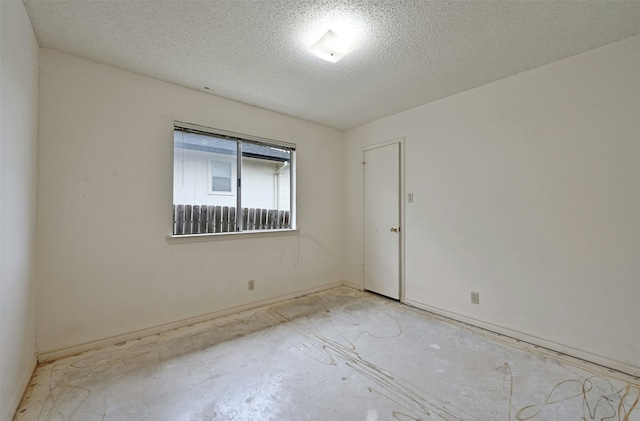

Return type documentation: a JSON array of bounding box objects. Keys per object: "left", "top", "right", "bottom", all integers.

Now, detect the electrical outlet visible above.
[
  {"left": 471, "top": 292, "right": 479, "bottom": 304},
  {"left": 248, "top": 280, "right": 255, "bottom": 291},
  {"left": 408, "top": 193, "right": 414, "bottom": 203}
]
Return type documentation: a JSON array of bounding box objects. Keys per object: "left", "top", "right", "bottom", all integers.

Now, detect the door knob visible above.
[{"left": 390, "top": 227, "right": 399, "bottom": 233}]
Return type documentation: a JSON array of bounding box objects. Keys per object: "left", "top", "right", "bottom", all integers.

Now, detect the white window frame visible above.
[{"left": 172, "top": 121, "right": 297, "bottom": 237}]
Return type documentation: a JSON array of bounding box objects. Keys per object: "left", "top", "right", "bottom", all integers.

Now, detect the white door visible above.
[{"left": 363, "top": 142, "right": 400, "bottom": 299}]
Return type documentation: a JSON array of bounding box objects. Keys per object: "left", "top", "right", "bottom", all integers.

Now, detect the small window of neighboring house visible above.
[
  {"left": 209, "top": 161, "right": 233, "bottom": 194},
  {"left": 173, "top": 122, "right": 296, "bottom": 235}
]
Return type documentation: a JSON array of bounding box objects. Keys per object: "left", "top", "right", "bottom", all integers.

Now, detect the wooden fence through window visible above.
[{"left": 173, "top": 204, "right": 290, "bottom": 235}]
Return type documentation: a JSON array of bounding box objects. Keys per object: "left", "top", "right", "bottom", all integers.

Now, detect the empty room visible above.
[{"left": 1, "top": 1, "right": 639, "bottom": 420}]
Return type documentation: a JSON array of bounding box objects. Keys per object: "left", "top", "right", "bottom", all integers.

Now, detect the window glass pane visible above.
[
  {"left": 241, "top": 144, "right": 291, "bottom": 229},
  {"left": 211, "top": 177, "right": 231, "bottom": 192},
  {"left": 174, "top": 129, "right": 237, "bottom": 233}
]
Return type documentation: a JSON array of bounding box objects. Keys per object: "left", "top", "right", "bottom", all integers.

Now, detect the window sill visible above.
[{"left": 167, "top": 229, "right": 299, "bottom": 244}]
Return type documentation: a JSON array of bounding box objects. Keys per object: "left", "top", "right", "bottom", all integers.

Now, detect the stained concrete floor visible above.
[{"left": 15, "top": 287, "right": 639, "bottom": 421}]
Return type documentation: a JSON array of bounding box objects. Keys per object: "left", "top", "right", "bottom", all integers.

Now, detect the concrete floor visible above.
[{"left": 15, "top": 287, "right": 639, "bottom": 420}]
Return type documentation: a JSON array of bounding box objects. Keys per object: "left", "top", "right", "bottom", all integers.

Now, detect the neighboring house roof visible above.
[
  {"left": 242, "top": 143, "right": 290, "bottom": 162},
  {"left": 175, "top": 131, "right": 291, "bottom": 162}
]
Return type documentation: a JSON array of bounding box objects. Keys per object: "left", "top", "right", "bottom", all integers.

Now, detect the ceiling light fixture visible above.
[{"left": 308, "top": 30, "right": 356, "bottom": 63}]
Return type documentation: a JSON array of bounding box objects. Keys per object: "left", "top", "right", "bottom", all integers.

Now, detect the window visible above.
[
  {"left": 173, "top": 122, "right": 296, "bottom": 235},
  {"left": 209, "top": 161, "right": 233, "bottom": 194}
]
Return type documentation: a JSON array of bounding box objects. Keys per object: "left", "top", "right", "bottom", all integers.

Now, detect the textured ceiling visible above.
[{"left": 23, "top": 0, "right": 640, "bottom": 130}]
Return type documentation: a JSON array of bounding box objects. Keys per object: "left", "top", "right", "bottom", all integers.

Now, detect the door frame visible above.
[{"left": 361, "top": 137, "right": 406, "bottom": 302}]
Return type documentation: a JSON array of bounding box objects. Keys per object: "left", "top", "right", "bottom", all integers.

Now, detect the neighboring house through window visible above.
[{"left": 173, "top": 122, "right": 296, "bottom": 235}]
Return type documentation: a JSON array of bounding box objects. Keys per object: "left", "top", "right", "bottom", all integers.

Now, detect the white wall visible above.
[
  {"left": 37, "top": 49, "right": 346, "bottom": 354},
  {"left": 345, "top": 36, "right": 640, "bottom": 375},
  {"left": 0, "top": 2, "right": 39, "bottom": 419}
]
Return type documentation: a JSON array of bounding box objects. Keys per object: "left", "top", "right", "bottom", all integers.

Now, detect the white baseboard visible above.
[
  {"left": 5, "top": 352, "right": 37, "bottom": 421},
  {"left": 39, "top": 281, "right": 344, "bottom": 363},
  {"left": 37, "top": 284, "right": 639, "bottom": 380},
  {"left": 404, "top": 299, "right": 639, "bottom": 380},
  {"left": 342, "top": 280, "right": 363, "bottom": 290}
]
